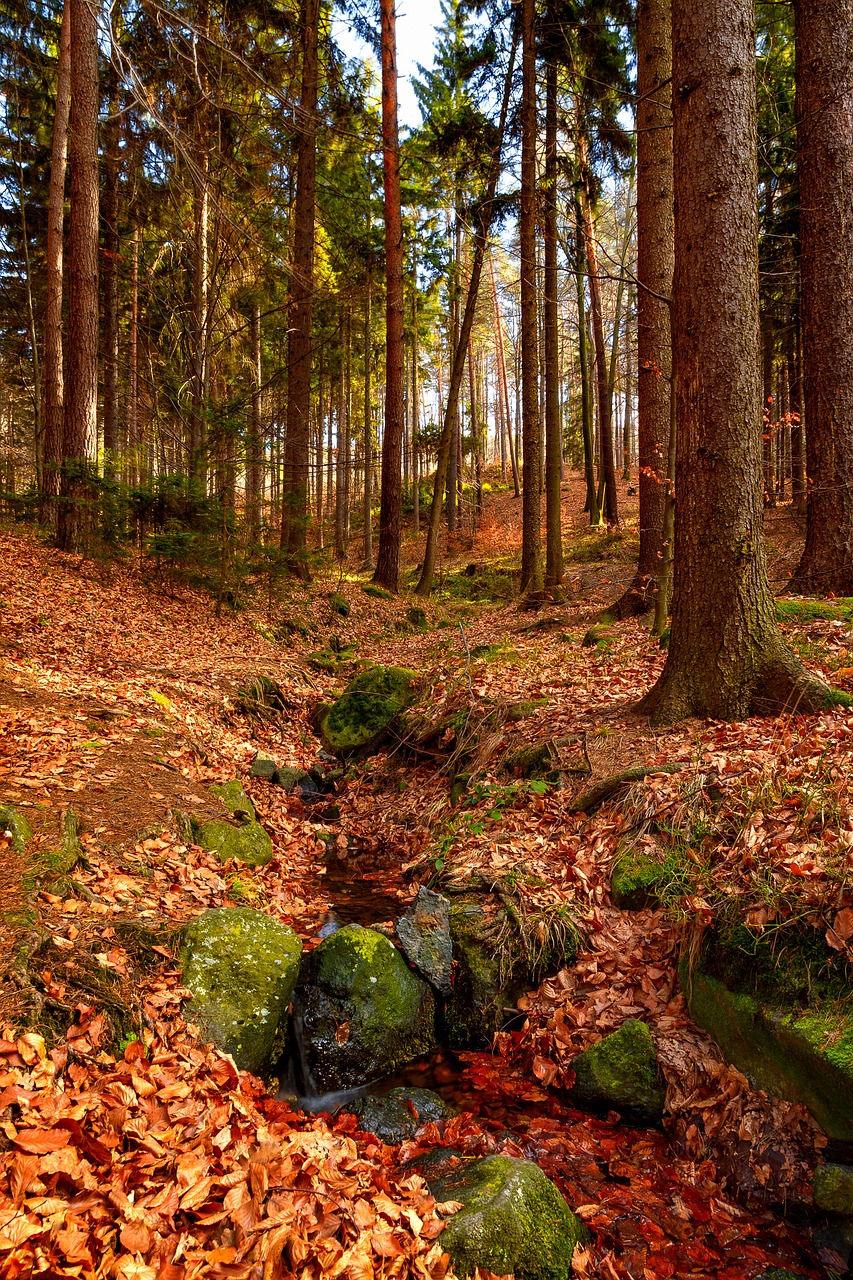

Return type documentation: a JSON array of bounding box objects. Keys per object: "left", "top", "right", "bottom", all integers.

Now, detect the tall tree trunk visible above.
[
  {"left": 416, "top": 26, "right": 518, "bottom": 596},
  {"left": 581, "top": 181, "right": 619, "bottom": 527},
  {"left": 280, "top": 0, "right": 319, "bottom": 577},
  {"left": 638, "top": 0, "right": 829, "bottom": 724},
  {"left": 102, "top": 61, "right": 120, "bottom": 474},
  {"left": 248, "top": 300, "right": 263, "bottom": 541},
  {"left": 40, "top": 0, "right": 71, "bottom": 524},
  {"left": 57, "top": 0, "right": 99, "bottom": 554},
  {"left": 374, "top": 0, "right": 405, "bottom": 592},
  {"left": 520, "top": 0, "right": 542, "bottom": 593},
  {"left": 788, "top": 302, "right": 806, "bottom": 514},
  {"left": 544, "top": 5, "right": 563, "bottom": 589},
  {"left": 789, "top": 0, "right": 853, "bottom": 594},
  {"left": 575, "top": 193, "right": 600, "bottom": 525},
  {"left": 412, "top": 288, "right": 420, "bottom": 536},
  {"left": 363, "top": 272, "right": 373, "bottom": 569},
  {"left": 128, "top": 223, "right": 139, "bottom": 485},
  {"left": 189, "top": 157, "right": 210, "bottom": 483},
  {"left": 490, "top": 251, "right": 520, "bottom": 497},
  {"left": 612, "top": 0, "right": 672, "bottom": 615}
]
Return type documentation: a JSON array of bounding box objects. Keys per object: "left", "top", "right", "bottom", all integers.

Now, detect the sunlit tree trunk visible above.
[
  {"left": 363, "top": 271, "right": 373, "bottom": 569},
  {"left": 102, "top": 58, "right": 120, "bottom": 476},
  {"left": 520, "top": 0, "right": 542, "bottom": 593},
  {"left": 544, "top": 2, "right": 563, "bottom": 589}
]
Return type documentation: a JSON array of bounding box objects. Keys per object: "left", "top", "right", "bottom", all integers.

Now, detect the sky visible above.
[{"left": 332, "top": 0, "right": 447, "bottom": 129}]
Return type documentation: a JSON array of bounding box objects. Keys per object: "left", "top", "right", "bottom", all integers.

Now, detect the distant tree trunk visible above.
[
  {"left": 412, "top": 288, "right": 420, "bottom": 536},
  {"left": 280, "top": 0, "right": 319, "bottom": 577},
  {"left": 762, "top": 298, "right": 777, "bottom": 506},
  {"left": 788, "top": 303, "right": 806, "bottom": 514},
  {"left": 374, "top": 0, "right": 405, "bottom": 592},
  {"left": 638, "top": 0, "right": 829, "bottom": 724},
  {"left": 363, "top": 272, "right": 374, "bottom": 569},
  {"left": 102, "top": 61, "right": 120, "bottom": 474},
  {"left": 581, "top": 181, "right": 619, "bottom": 526},
  {"left": 612, "top": 0, "right": 672, "bottom": 616},
  {"left": 447, "top": 209, "right": 462, "bottom": 532},
  {"left": 520, "top": 0, "right": 542, "bottom": 593},
  {"left": 544, "top": 4, "right": 563, "bottom": 590},
  {"left": 128, "top": 224, "right": 140, "bottom": 485},
  {"left": 789, "top": 0, "right": 853, "bottom": 594},
  {"left": 247, "top": 300, "right": 263, "bottom": 542},
  {"left": 57, "top": 0, "right": 99, "bottom": 554},
  {"left": 575, "top": 193, "right": 600, "bottom": 526},
  {"left": 40, "top": 0, "right": 71, "bottom": 524},
  {"left": 490, "top": 251, "right": 520, "bottom": 497}
]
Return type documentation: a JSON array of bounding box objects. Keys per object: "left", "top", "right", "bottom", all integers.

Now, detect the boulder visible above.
[
  {"left": 349, "top": 1086, "right": 454, "bottom": 1143},
  {"left": 250, "top": 751, "right": 278, "bottom": 781},
  {"left": 318, "top": 666, "right": 418, "bottom": 758},
  {"left": 570, "top": 1019, "right": 665, "bottom": 1124},
  {"left": 181, "top": 907, "right": 302, "bottom": 1076},
  {"left": 198, "top": 818, "right": 273, "bottom": 867},
  {"left": 274, "top": 765, "right": 319, "bottom": 797},
  {"left": 397, "top": 888, "right": 453, "bottom": 995},
  {"left": 294, "top": 924, "right": 435, "bottom": 1093},
  {"left": 210, "top": 779, "right": 255, "bottom": 818},
  {"left": 428, "top": 1155, "right": 587, "bottom": 1280},
  {"left": 813, "top": 1163, "right": 853, "bottom": 1215},
  {"left": 328, "top": 592, "right": 350, "bottom": 617},
  {"left": 406, "top": 606, "right": 429, "bottom": 631}
]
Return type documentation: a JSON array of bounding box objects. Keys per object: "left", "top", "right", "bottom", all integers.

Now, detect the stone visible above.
[
  {"left": 328, "top": 592, "right": 350, "bottom": 616},
  {"left": 294, "top": 924, "right": 435, "bottom": 1093},
  {"left": 181, "top": 907, "right": 302, "bottom": 1076},
  {"left": 0, "top": 804, "right": 32, "bottom": 856},
  {"left": 813, "top": 1163, "right": 853, "bottom": 1215},
  {"left": 273, "top": 766, "right": 318, "bottom": 797},
  {"left": 198, "top": 818, "right": 273, "bottom": 867},
  {"left": 363, "top": 584, "right": 394, "bottom": 600},
  {"left": 570, "top": 1020, "right": 665, "bottom": 1124},
  {"left": 428, "top": 1155, "right": 587, "bottom": 1280},
  {"left": 610, "top": 850, "right": 666, "bottom": 910},
  {"left": 349, "top": 1087, "right": 454, "bottom": 1144},
  {"left": 406, "top": 605, "right": 428, "bottom": 631},
  {"left": 210, "top": 779, "right": 255, "bottom": 819},
  {"left": 397, "top": 887, "right": 453, "bottom": 996},
  {"left": 250, "top": 751, "right": 278, "bottom": 781},
  {"left": 318, "top": 666, "right": 419, "bottom": 759}
]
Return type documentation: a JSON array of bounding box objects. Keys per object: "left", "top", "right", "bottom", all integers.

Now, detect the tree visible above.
[
  {"left": 788, "top": 0, "right": 853, "bottom": 595},
  {"left": 280, "top": 0, "right": 320, "bottom": 578},
  {"left": 638, "top": 0, "right": 829, "bottom": 724},
  {"left": 56, "top": 0, "right": 99, "bottom": 554},
  {"left": 519, "top": 0, "right": 541, "bottom": 594},
  {"left": 374, "top": 0, "right": 405, "bottom": 593},
  {"left": 543, "top": 0, "right": 563, "bottom": 590},
  {"left": 611, "top": 0, "right": 672, "bottom": 617}
]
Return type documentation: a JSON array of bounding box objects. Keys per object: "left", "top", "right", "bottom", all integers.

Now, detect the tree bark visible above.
[
  {"left": 612, "top": 0, "right": 672, "bottom": 615},
  {"left": 544, "top": 5, "right": 563, "bottom": 589},
  {"left": 789, "top": 0, "right": 853, "bottom": 594},
  {"left": 247, "top": 300, "right": 263, "bottom": 541},
  {"left": 581, "top": 182, "right": 619, "bottom": 527},
  {"left": 40, "top": 0, "right": 71, "bottom": 525},
  {"left": 57, "top": 0, "right": 99, "bottom": 554},
  {"left": 374, "top": 0, "right": 405, "bottom": 592},
  {"left": 102, "top": 60, "right": 120, "bottom": 474},
  {"left": 520, "top": 0, "right": 542, "bottom": 593},
  {"left": 280, "top": 0, "right": 319, "bottom": 577},
  {"left": 638, "top": 0, "right": 829, "bottom": 724},
  {"left": 363, "top": 272, "right": 373, "bottom": 569}
]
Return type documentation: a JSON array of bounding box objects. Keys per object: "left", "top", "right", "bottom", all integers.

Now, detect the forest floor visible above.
[{"left": 1, "top": 475, "right": 852, "bottom": 1279}]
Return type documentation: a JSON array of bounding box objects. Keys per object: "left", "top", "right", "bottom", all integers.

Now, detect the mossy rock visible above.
[
  {"left": 294, "top": 924, "right": 435, "bottom": 1092},
  {"left": 0, "top": 805, "right": 32, "bottom": 857},
  {"left": 328, "top": 592, "right": 350, "bottom": 617},
  {"left": 198, "top": 819, "right": 273, "bottom": 867},
  {"left": 363, "top": 584, "right": 394, "bottom": 600},
  {"left": 681, "top": 957, "right": 853, "bottom": 1141},
  {"left": 210, "top": 779, "right": 255, "bottom": 818},
  {"left": 813, "top": 1162, "right": 853, "bottom": 1215},
  {"left": 610, "top": 850, "right": 667, "bottom": 910},
  {"left": 273, "top": 766, "right": 318, "bottom": 796},
  {"left": 503, "top": 741, "right": 559, "bottom": 781},
  {"left": 349, "top": 1087, "right": 454, "bottom": 1144},
  {"left": 775, "top": 597, "right": 853, "bottom": 626},
  {"left": 181, "top": 906, "right": 302, "bottom": 1076},
  {"left": 307, "top": 650, "right": 339, "bottom": 674},
  {"left": 428, "top": 1155, "right": 587, "bottom": 1280},
  {"left": 570, "top": 1019, "right": 665, "bottom": 1124},
  {"left": 506, "top": 699, "right": 549, "bottom": 722},
  {"left": 318, "top": 665, "right": 418, "bottom": 759},
  {"left": 582, "top": 625, "right": 613, "bottom": 649},
  {"left": 406, "top": 605, "right": 429, "bottom": 631}
]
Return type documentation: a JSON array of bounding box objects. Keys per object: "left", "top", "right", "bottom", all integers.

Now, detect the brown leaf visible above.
[
  {"left": 120, "top": 1219, "right": 153, "bottom": 1253},
  {"left": 13, "top": 1127, "right": 72, "bottom": 1154}
]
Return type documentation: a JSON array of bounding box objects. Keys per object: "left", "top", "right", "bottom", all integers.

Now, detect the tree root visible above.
[{"left": 569, "top": 763, "right": 683, "bottom": 814}]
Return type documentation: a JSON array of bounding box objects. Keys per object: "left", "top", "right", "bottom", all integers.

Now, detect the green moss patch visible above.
[
  {"left": 210, "top": 779, "right": 255, "bottom": 818},
  {"left": 197, "top": 818, "right": 273, "bottom": 867},
  {"left": 775, "top": 598, "right": 853, "bottom": 625},
  {"left": 0, "top": 804, "right": 33, "bottom": 858},
  {"left": 319, "top": 665, "right": 418, "bottom": 758},
  {"left": 570, "top": 1019, "right": 665, "bottom": 1123}
]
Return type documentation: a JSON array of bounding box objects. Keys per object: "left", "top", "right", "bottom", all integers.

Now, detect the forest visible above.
[{"left": 2, "top": 0, "right": 853, "bottom": 1278}]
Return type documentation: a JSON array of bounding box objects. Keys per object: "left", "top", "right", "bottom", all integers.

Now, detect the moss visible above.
[
  {"left": 307, "top": 651, "right": 339, "bottom": 674},
  {"left": 182, "top": 906, "right": 302, "bottom": 1077},
  {"left": 432, "top": 1155, "right": 587, "bottom": 1280},
  {"left": 681, "top": 959, "right": 853, "bottom": 1141},
  {"left": 825, "top": 687, "right": 853, "bottom": 709},
  {"left": 582, "top": 624, "right": 613, "bottom": 649},
  {"left": 406, "top": 605, "right": 429, "bottom": 631},
  {"left": 813, "top": 1163, "right": 853, "bottom": 1215},
  {"left": 363, "top": 584, "right": 394, "bottom": 600},
  {"left": 296, "top": 924, "right": 435, "bottom": 1092},
  {"left": 328, "top": 592, "right": 350, "bottom": 616},
  {"left": 570, "top": 1020, "right": 665, "bottom": 1123},
  {"left": 506, "top": 699, "right": 549, "bottom": 722},
  {"left": 775, "top": 598, "right": 853, "bottom": 625},
  {"left": 610, "top": 851, "right": 667, "bottom": 910},
  {"left": 210, "top": 779, "right": 256, "bottom": 818},
  {"left": 28, "top": 808, "right": 83, "bottom": 892},
  {"left": 703, "top": 918, "right": 850, "bottom": 1008},
  {"left": 320, "top": 665, "right": 418, "bottom": 758},
  {"left": 0, "top": 804, "right": 32, "bottom": 857},
  {"left": 197, "top": 818, "right": 273, "bottom": 867}
]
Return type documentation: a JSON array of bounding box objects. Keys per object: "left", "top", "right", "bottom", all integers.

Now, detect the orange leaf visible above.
[
  {"left": 120, "top": 1220, "right": 152, "bottom": 1253},
  {"left": 13, "top": 1127, "right": 72, "bottom": 1154}
]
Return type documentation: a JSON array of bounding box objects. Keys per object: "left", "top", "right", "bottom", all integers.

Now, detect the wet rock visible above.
[
  {"left": 349, "top": 1087, "right": 454, "bottom": 1143},
  {"left": 182, "top": 906, "right": 302, "bottom": 1077},
  {"left": 274, "top": 766, "right": 319, "bottom": 797},
  {"left": 570, "top": 1019, "right": 665, "bottom": 1124},
  {"left": 295, "top": 924, "right": 435, "bottom": 1092},
  {"left": 250, "top": 751, "right": 278, "bottom": 781},
  {"left": 318, "top": 665, "right": 419, "bottom": 759},
  {"left": 813, "top": 1218, "right": 853, "bottom": 1269},
  {"left": 0, "top": 804, "right": 32, "bottom": 856},
  {"left": 755, "top": 1272, "right": 810, "bottom": 1280},
  {"left": 813, "top": 1162, "right": 853, "bottom": 1215},
  {"left": 427, "top": 1155, "right": 587, "bottom": 1280},
  {"left": 198, "top": 818, "right": 273, "bottom": 867},
  {"left": 397, "top": 888, "right": 453, "bottom": 995}
]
